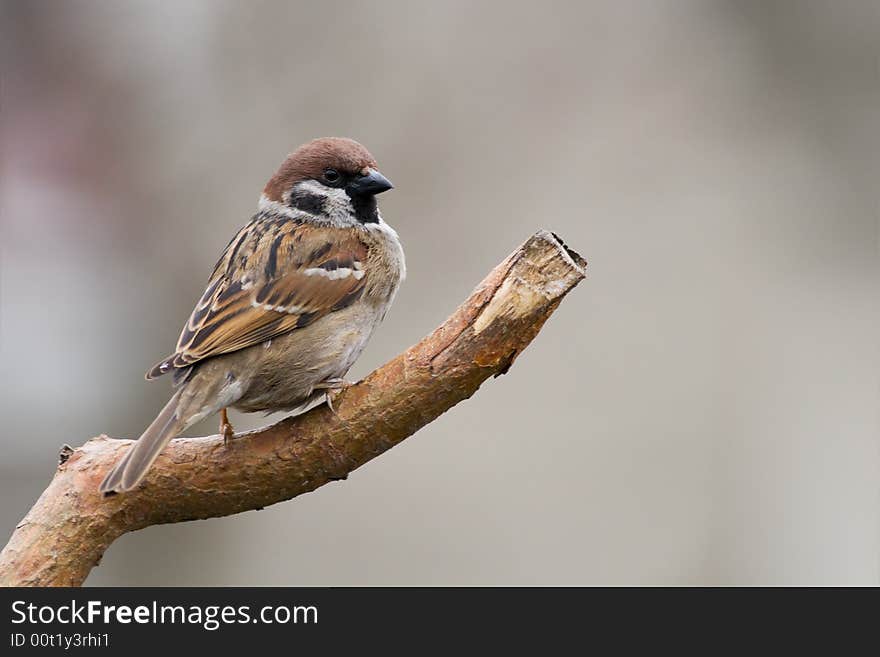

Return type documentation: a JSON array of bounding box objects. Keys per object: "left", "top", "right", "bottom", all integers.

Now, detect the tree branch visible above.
[{"left": 0, "top": 230, "right": 587, "bottom": 586}]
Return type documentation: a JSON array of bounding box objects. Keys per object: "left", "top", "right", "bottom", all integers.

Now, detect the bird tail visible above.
[{"left": 100, "top": 389, "right": 188, "bottom": 494}]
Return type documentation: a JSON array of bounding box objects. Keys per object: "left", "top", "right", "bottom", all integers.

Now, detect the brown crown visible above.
[{"left": 263, "top": 137, "right": 379, "bottom": 202}]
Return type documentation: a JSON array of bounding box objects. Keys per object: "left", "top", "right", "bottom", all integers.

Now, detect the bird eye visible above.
[{"left": 323, "top": 169, "right": 340, "bottom": 183}]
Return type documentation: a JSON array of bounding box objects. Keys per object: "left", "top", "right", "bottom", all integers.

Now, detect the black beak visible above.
[{"left": 346, "top": 169, "right": 394, "bottom": 197}]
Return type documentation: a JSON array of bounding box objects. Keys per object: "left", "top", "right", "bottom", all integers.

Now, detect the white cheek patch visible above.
[
  {"left": 294, "top": 180, "right": 329, "bottom": 195},
  {"left": 257, "top": 195, "right": 299, "bottom": 220},
  {"left": 259, "top": 183, "right": 360, "bottom": 227},
  {"left": 292, "top": 182, "right": 357, "bottom": 226}
]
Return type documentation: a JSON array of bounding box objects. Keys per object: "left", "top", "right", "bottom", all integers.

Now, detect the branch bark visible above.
[{"left": 0, "top": 230, "right": 587, "bottom": 586}]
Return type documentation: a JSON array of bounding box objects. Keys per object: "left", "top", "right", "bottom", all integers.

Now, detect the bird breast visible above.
[{"left": 362, "top": 217, "right": 406, "bottom": 306}]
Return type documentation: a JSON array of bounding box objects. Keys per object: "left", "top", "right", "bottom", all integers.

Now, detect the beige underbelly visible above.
[{"left": 231, "top": 301, "right": 382, "bottom": 413}]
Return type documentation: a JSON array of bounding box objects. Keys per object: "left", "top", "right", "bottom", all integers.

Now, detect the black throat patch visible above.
[{"left": 349, "top": 194, "right": 379, "bottom": 224}]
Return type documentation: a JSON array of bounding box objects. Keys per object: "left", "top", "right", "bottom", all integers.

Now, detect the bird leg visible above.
[
  {"left": 313, "top": 377, "right": 350, "bottom": 415},
  {"left": 219, "top": 407, "right": 235, "bottom": 446}
]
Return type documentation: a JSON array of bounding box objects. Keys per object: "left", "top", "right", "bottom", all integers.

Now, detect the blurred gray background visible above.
[{"left": 1, "top": 0, "right": 877, "bottom": 585}]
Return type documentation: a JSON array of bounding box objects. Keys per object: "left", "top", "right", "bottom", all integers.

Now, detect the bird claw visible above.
[
  {"left": 325, "top": 391, "right": 337, "bottom": 415},
  {"left": 221, "top": 422, "right": 235, "bottom": 446},
  {"left": 315, "top": 378, "right": 349, "bottom": 415}
]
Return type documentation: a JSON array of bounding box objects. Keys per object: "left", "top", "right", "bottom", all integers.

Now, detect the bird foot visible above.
[
  {"left": 221, "top": 422, "right": 235, "bottom": 446},
  {"left": 315, "top": 378, "right": 350, "bottom": 415},
  {"left": 219, "top": 408, "right": 235, "bottom": 447}
]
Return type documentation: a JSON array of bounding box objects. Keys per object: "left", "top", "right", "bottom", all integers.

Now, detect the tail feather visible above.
[{"left": 100, "top": 389, "right": 186, "bottom": 494}]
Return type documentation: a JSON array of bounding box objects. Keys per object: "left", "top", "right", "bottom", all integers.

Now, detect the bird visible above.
[{"left": 100, "top": 137, "right": 405, "bottom": 494}]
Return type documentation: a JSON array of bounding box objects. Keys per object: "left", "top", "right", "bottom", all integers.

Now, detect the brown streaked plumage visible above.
[
  {"left": 100, "top": 138, "right": 404, "bottom": 494},
  {"left": 146, "top": 223, "right": 369, "bottom": 376}
]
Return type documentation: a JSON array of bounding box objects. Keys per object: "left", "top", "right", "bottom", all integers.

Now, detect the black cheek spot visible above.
[{"left": 290, "top": 189, "right": 326, "bottom": 215}]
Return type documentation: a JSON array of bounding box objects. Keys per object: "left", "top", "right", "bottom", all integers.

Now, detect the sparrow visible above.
[{"left": 100, "top": 137, "right": 405, "bottom": 494}]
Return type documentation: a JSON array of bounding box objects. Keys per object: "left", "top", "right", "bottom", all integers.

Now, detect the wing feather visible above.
[{"left": 146, "top": 218, "right": 368, "bottom": 379}]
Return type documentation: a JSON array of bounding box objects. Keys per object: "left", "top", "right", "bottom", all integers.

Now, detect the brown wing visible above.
[{"left": 147, "top": 218, "right": 367, "bottom": 379}]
